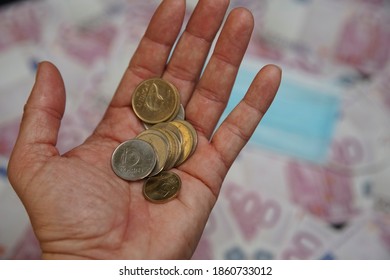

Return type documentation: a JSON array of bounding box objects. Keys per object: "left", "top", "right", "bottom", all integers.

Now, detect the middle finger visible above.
[
  {"left": 162, "top": 0, "right": 230, "bottom": 106},
  {"left": 185, "top": 8, "right": 255, "bottom": 139}
]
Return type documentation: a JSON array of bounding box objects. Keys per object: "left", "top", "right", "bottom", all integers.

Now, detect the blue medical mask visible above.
[{"left": 222, "top": 64, "right": 340, "bottom": 163}]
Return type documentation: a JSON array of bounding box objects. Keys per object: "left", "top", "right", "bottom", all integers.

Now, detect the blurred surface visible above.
[{"left": 1, "top": 0, "right": 390, "bottom": 259}]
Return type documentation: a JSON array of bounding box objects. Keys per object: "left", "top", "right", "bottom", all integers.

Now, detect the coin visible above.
[
  {"left": 174, "top": 104, "right": 185, "bottom": 121},
  {"left": 143, "top": 103, "right": 184, "bottom": 129},
  {"left": 149, "top": 122, "right": 184, "bottom": 167},
  {"left": 136, "top": 129, "right": 169, "bottom": 176},
  {"left": 174, "top": 120, "right": 198, "bottom": 156},
  {"left": 158, "top": 128, "right": 182, "bottom": 170},
  {"left": 112, "top": 78, "right": 198, "bottom": 203},
  {"left": 132, "top": 78, "right": 180, "bottom": 124},
  {"left": 171, "top": 120, "right": 196, "bottom": 166},
  {"left": 151, "top": 122, "right": 183, "bottom": 145},
  {"left": 111, "top": 139, "right": 156, "bottom": 181},
  {"left": 143, "top": 122, "right": 152, "bottom": 130},
  {"left": 143, "top": 171, "right": 181, "bottom": 203}
]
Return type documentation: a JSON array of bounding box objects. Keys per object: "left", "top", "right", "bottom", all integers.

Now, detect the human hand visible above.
[{"left": 7, "top": 0, "right": 281, "bottom": 259}]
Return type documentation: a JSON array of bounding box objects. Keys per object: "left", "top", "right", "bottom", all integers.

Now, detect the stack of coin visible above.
[
  {"left": 111, "top": 78, "right": 198, "bottom": 203},
  {"left": 137, "top": 120, "right": 197, "bottom": 173}
]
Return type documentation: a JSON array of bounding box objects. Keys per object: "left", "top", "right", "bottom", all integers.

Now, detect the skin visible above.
[{"left": 7, "top": 0, "right": 281, "bottom": 259}]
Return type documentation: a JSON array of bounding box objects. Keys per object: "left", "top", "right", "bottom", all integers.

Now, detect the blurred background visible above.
[{"left": 1, "top": 0, "right": 390, "bottom": 259}]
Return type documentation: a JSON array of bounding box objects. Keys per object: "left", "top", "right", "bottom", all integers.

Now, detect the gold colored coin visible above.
[
  {"left": 170, "top": 120, "right": 194, "bottom": 166},
  {"left": 173, "top": 120, "right": 198, "bottom": 157},
  {"left": 150, "top": 122, "right": 183, "bottom": 168},
  {"left": 143, "top": 171, "right": 181, "bottom": 203},
  {"left": 167, "top": 101, "right": 181, "bottom": 122},
  {"left": 132, "top": 78, "right": 180, "bottom": 124},
  {"left": 111, "top": 77, "right": 200, "bottom": 204},
  {"left": 151, "top": 122, "right": 183, "bottom": 145},
  {"left": 158, "top": 128, "right": 182, "bottom": 170},
  {"left": 136, "top": 130, "right": 169, "bottom": 176}
]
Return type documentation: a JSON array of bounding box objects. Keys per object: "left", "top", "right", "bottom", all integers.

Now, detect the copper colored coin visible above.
[
  {"left": 170, "top": 120, "right": 195, "bottom": 166},
  {"left": 157, "top": 129, "right": 182, "bottom": 170},
  {"left": 172, "top": 120, "right": 198, "bottom": 157},
  {"left": 143, "top": 171, "right": 181, "bottom": 203},
  {"left": 132, "top": 78, "right": 180, "bottom": 124}
]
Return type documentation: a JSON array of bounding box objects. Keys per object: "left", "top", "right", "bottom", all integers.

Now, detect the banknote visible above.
[
  {"left": 192, "top": 204, "right": 241, "bottom": 260},
  {"left": 46, "top": 0, "right": 108, "bottom": 25},
  {"left": 277, "top": 214, "right": 340, "bottom": 260},
  {"left": 225, "top": 145, "right": 290, "bottom": 198},
  {"left": 193, "top": 146, "right": 299, "bottom": 259},
  {"left": 326, "top": 211, "right": 390, "bottom": 260},
  {"left": 0, "top": 44, "right": 36, "bottom": 89},
  {"left": 220, "top": 183, "right": 302, "bottom": 260},
  {"left": 369, "top": 61, "right": 390, "bottom": 118},
  {"left": 371, "top": 164, "right": 390, "bottom": 246},
  {"left": 0, "top": 119, "right": 21, "bottom": 157},
  {"left": 251, "top": 0, "right": 390, "bottom": 79},
  {"left": 327, "top": 82, "right": 390, "bottom": 175},
  {"left": 48, "top": 20, "right": 117, "bottom": 67},
  {"left": 331, "top": 1, "right": 390, "bottom": 76},
  {"left": 286, "top": 160, "right": 358, "bottom": 225},
  {"left": 193, "top": 146, "right": 320, "bottom": 259},
  {"left": 0, "top": 157, "right": 31, "bottom": 260},
  {"left": 193, "top": 141, "right": 388, "bottom": 259},
  {"left": 8, "top": 226, "right": 41, "bottom": 260},
  {"left": 0, "top": 1, "right": 44, "bottom": 52}
]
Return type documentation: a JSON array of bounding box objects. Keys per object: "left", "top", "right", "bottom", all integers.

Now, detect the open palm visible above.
[{"left": 8, "top": 0, "right": 281, "bottom": 259}]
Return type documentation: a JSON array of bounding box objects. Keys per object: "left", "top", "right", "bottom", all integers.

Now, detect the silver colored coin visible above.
[
  {"left": 111, "top": 139, "right": 156, "bottom": 181},
  {"left": 136, "top": 130, "right": 169, "bottom": 177},
  {"left": 174, "top": 104, "right": 185, "bottom": 120},
  {"left": 143, "top": 122, "right": 152, "bottom": 130}
]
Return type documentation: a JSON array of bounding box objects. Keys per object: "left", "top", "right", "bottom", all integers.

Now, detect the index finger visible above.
[{"left": 109, "top": 0, "right": 186, "bottom": 109}]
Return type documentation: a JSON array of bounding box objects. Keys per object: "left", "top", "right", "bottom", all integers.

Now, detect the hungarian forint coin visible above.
[{"left": 111, "top": 139, "right": 156, "bottom": 181}]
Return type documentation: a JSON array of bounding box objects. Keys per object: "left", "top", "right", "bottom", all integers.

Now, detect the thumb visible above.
[{"left": 8, "top": 61, "right": 66, "bottom": 187}]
